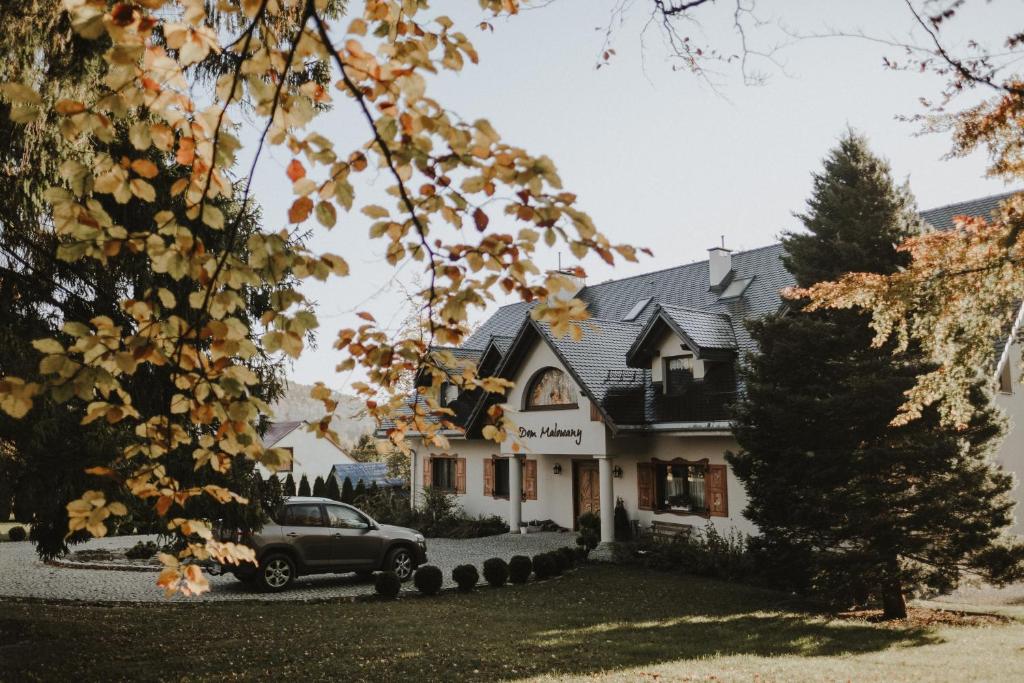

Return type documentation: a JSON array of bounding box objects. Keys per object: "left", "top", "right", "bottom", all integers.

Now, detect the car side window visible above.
[
  {"left": 283, "top": 504, "right": 325, "bottom": 527},
  {"left": 326, "top": 505, "right": 370, "bottom": 530}
]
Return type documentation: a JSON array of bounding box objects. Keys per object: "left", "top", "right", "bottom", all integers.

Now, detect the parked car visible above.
[{"left": 213, "top": 496, "right": 427, "bottom": 592}]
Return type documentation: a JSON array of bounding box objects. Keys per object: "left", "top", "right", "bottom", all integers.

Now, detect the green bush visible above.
[
  {"left": 557, "top": 546, "right": 576, "bottom": 569},
  {"left": 375, "top": 571, "right": 402, "bottom": 599},
  {"left": 361, "top": 486, "right": 508, "bottom": 539},
  {"left": 297, "top": 475, "right": 311, "bottom": 497},
  {"left": 629, "top": 523, "right": 755, "bottom": 583},
  {"left": 124, "top": 540, "right": 158, "bottom": 560},
  {"left": 283, "top": 474, "right": 296, "bottom": 497},
  {"left": 552, "top": 548, "right": 572, "bottom": 573},
  {"left": 452, "top": 564, "right": 479, "bottom": 592},
  {"left": 7, "top": 526, "right": 27, "bottom": 542},
  {"left": 576, "top": 512, "right": 600, "bottom": 553},
  {"left": 532, "top": 553, "right": 557, "bottom": 580},
  {"left": 482, "top": 557, "right": 509, "bottom": 587},
  {"left": 413, "top": 564, "right": 443, "bottom": 596},
  {"left": 508, "top": 555, "right": 532, "bottom": 584},
  {"left": 312, "top": 476, "right": 326, "bottom": 498},
  {"left": 614, "top": 498, "right": 632, "bottom": 542}
]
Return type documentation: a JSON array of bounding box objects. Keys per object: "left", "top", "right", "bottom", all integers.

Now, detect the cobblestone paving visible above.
[{"left": 0, "top": 531, "right": 573, "bottom": 603}]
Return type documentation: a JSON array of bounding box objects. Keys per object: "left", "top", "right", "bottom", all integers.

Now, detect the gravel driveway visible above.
[{"left": 0, "top": 532, "right": 573, "bottom": 603}]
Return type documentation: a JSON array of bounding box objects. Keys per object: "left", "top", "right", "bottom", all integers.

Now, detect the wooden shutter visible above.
[
  {"left": 483, "top": 457, "right": 495, "bottom": 497},
  {"left": 456, "top": 457, "right": 467, "bottom": 494},
  {"left": 423, "top": 456, "right": 433, "bottom": 490},
  {"left": 523, "top": 459, "right": 537, "bottom": 500},
  {"left": 707, "top": 464, "right": 728, "bottom": 517},
  {"left": 637, "top": 462, "right": 654, "bottom": 511}
]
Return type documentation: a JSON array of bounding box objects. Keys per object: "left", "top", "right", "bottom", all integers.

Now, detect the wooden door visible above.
[{"left": 573, "top": 461, "right": 601, "bottom": 525}]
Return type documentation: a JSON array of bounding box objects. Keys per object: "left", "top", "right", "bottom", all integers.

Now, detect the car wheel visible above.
[
  {"left": 258, "top": 553, "right": 296, "bottom": 592},
  {"left": 386, "top": 547, "right": 415, "bottom": 582}
]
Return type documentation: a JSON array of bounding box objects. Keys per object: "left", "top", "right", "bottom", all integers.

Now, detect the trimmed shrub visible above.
[
  {"left": 7, "top": 526, "right": 27, "bottom": 542},
  {"left": 297, "top": 474, "right": 311, "bottom": 497},
  {"left": 325, "top": 475, "right": 342, "bottom": 502},
  {"left": 576, "top": 512, "right": 600, "bottom": 553},
  {"left": 413, "top": 564, "right": 444, "bottom": 596},
  {"left": 312, "top": 475, "right": 326, "bottom": 498},
  {"left": 573, "top": 546, "right": 589, "bottom": 563},
  {"left": 375, "top": 571, "right": 402, "bottom": 599},
  {"left": 552, "top": 548, "right": 572, "bottom": 573},
  {"left": 614, "top": 497, "right": 633, "bottom": 542},
  {"left": 532, "top": 553, "right": 557, "bottom": 580},
  {"left": 509, "top": 555, "right": 532, "bottom": 584},
  {"left": 452, "top": 564, "right": 479, "bottom": 592},
  {"left": 557, "top": 546, "right": 576, "bottom": 570},
  {"left": 341, "top": 476, "right": 355, "bottom": 503},
  {"left": 124, "top": 540, "right": 158, "bottom": 559},
  {"left": 482, "top": 558, "right": 510, "bottom": 587},
  {"left": 546, "top": 551, "right": 565, "bottom": 576},
  {"left": 283, "top": 473, "right": 297, "bottom": 497}
]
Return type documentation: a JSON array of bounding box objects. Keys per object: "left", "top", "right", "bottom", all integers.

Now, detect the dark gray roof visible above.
[
  {"left": 331, "top": 462, "right": 404, "bottom": 487},
  {"left": 659, "top": 304, "right": 737, "bottom": 350},
  {"left": 919, "top": 190, "right": 1018, "bottom": 231},
  {"left": 263, "top": 420, "right": 303, "bottom": 447}
]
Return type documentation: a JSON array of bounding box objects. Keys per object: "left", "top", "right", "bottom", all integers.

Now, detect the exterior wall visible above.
[
  {"left": 258, "top": 426, "right": 353, "bottom": 484},
  {"left": 650, "top": 330, "right": 705, "bottom": 382},
  {"left": 995, "top": 340, "right": 1024, "bottom": 534},
  {"left": 606, "top": 434, "right": 754, "bottom": 537}
]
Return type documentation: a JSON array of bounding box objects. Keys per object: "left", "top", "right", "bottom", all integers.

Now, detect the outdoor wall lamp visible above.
[
  {"left": 552, "top": 463, "right": 563, "bottom": 475},
  {"left": 612, "top": 465, "right": 623, "bottom": 478}
]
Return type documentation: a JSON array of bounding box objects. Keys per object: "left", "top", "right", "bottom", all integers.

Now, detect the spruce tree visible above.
[
  {"left": 283, "top": 473, "right": 297, "bottom": 498},
  {"left": 325, "top": 474, "right": 342, "bottom": 501},
  {"left": 354, "top": 479, "right": 367, "bottom": 503},
  {"left": 312, "top": 476, "right": 326, "bottom": 498},
  {"left": 729, "top": 132, "right": 1017, "bottom": 619},
  {"left": 341, "top": 477, "right": 355, "bottom": 504},
  {"left": 297, "top": 475, "right": 311, "bottom": 498}
]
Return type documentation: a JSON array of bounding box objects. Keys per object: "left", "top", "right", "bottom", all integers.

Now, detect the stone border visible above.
[{"left": 44, "top": 558, "right": 160, "bottom": 573}]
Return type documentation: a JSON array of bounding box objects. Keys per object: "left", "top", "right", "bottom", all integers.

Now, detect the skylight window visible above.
[
  {"left": 622, "top": 298, "right": 652, "bottom": 322},
  {"left": 718, "top": 276, "right": 753, "bottom": 300}
]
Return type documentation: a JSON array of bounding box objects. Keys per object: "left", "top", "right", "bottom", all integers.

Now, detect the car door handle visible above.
[{"left": 286, "top": 532, "right": 299, "bottom": 537}]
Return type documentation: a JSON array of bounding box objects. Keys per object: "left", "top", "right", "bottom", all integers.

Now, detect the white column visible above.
[
  {"left": 597, "top": 455, "right": 614, "bottom": 544},
  {"left": 509, "top": 455, "right": 523, "bottom": 532}
]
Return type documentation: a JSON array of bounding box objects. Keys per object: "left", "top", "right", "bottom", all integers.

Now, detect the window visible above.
[
  {"left": 999, "top": 362, "right": 1014, "bottom": 395},
  {"left": 279, "top": 446, "right": 294, "bottom": 473},
  {"left": 622, "top": 297, "right": 652, "bottom": 322},
  {"left": 441, "top": 382, "right": 459, "bottom": 406},
  {"left": 431, "top": 457, "right": 458, "bottom": 492},
  {"left": 283, "top": 504, "right": 324, "bottom": 527},
  {"left": 524, "top": 367, "right": 578, "bottom": 410},
  {"left": 326, "top": 505, "right": 370, "bottom": 530},
  {"left": 656, "top": 462, "right": 706, "bottom": 513},
  {"left": 637, "top": 459, "right": 728, "bottom": 517},
  {"left": 664, "top": 355, "right": 694, "bottom": 395},
  {"left": 493, "top": 458, "right": 510, "bottom": 498}
]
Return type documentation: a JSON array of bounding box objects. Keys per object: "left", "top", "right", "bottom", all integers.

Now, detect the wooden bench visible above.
[{"left": 650, "top": 520, "right": 694, "bottom": 542}]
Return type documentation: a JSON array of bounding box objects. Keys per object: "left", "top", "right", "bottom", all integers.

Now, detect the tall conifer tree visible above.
[{"left": 730, "top": 132, "right": 1018, "bottom": 619}]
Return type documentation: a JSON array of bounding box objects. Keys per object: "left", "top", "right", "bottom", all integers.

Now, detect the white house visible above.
[
  {"left": 258, "top": 420, "right": 355, "bottom": 485},
  {"left": 382, "top": 191, "right": 1024, "bottom": 543}
]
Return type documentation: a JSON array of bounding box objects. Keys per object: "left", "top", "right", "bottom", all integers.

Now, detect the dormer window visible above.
[
  {"left": 664, "top": 355, "right": 694, "bottom": 395},
  {"left": 441, "top": 382, "right": 459, "bottom": 406},
  {"left": 524, "top": 367, "right": 578, "bottom": 410}
]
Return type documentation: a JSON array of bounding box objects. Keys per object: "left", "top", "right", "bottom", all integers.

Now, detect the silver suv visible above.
[{"left": 217, "top": 497, "right": 427, "bottom": 592}]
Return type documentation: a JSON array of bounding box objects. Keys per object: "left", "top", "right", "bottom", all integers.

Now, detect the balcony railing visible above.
[{"left": 651, "top": 382, "right": 737, "bottom": 423}]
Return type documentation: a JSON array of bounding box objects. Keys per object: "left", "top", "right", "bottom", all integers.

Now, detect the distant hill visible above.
[{"left": 269, "top": 381, "right": 375, "bottom": 450}]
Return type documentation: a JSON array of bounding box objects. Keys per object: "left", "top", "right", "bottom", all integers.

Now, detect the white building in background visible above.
[
  {"left": 258, "top": 420, "right": 355, "bottom": 485},
  {"left": 380, "top": 191, "right": 1024, "bottom": 542}
]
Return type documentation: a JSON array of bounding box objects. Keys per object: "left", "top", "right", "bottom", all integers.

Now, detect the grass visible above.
[{"left": 2, "top": 565, "right": 1023, "bottom": 682}]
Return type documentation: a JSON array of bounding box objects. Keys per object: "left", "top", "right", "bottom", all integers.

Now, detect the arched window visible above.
[{"left": 524, "top": 367, "right": 578, "bottom": 410}]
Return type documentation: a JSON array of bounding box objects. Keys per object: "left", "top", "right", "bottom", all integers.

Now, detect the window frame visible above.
[
  {"left": 430, "top": 455, "right": 459, "bottom": 493},
  {"left": 278, "top": 446, "right": 294, "bottom": 473},
  {"left": 663, "top": 355, "right": 695, "bottom": 396},
  {"left": 281, "top": 503, "right": 327, "bottom": 527},
  {"left": 492, "top": 457, "right": 511, "bottom": 499},
  {"left": 522, "top": 366, "right": 579, "bottom": 411},
  {"left": 651, "top": 457, "right": 710, "bottom": 517},
  {"left": 325, "top": 504, "right": 371, "bottom": 530}
]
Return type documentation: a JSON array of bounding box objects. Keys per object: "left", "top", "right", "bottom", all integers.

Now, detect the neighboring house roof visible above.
[
  {"left": 919, "top": 190, "right": 1018, "bottom": 231},
  {"left": 331, "top": 462, "right": 404, "bottom": 487},
  {"left": 263, "top": 420, "right": 304, "bottom": 447},
  {"left": 380, "top": 191, "right": 1022, "bottom": 437}
]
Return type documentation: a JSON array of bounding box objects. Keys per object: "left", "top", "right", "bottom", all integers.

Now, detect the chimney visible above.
[
  {"left": 708, "top": 244, "right": 733, "bottom": 292},
  {"left": 545, "top": 269, "right": 586, "bottom": 303}
]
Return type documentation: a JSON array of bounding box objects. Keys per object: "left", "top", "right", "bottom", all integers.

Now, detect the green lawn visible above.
[{"left": 2, "top": 565, "right": 1023, "bottom": 682}]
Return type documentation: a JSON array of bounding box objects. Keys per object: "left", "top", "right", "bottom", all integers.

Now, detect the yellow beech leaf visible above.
[{"left": 130, "top": 159, "right": 159, "bottom": 179}]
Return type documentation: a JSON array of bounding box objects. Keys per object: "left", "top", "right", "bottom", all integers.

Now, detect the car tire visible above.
[
  {"left": 258, "top": 553, "right": 296, "bottom": 592},
  {"left": 385, "top": 546, "right": 415, "bottom": 582}
]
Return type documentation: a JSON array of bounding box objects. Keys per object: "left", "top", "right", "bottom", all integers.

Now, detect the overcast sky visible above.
[{"left": 240, "top": 0, "right": 1018, "bottom": 391}]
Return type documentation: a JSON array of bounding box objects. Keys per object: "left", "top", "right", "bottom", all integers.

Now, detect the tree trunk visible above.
[{"left": 880, "top": 579, "right": 907, "bottom": 620}]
